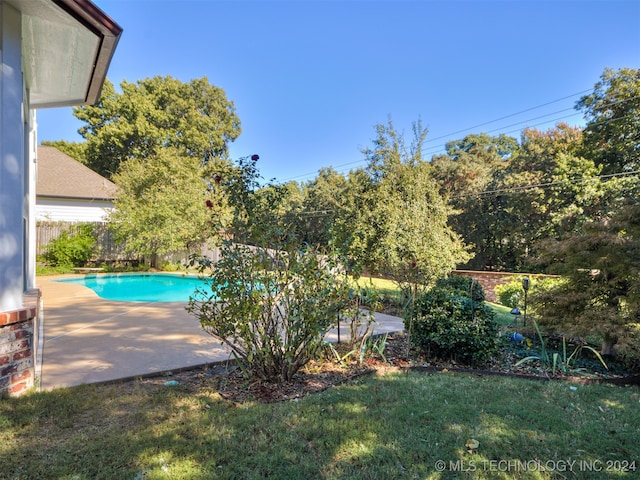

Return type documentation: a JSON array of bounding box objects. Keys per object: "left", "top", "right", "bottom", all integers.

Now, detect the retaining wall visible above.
[{"left": 451, "top": 270, "right": 555, "bottom": 303}]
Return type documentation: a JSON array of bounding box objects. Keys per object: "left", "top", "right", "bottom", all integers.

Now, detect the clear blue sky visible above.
[{"left": 37, "top": 0, "right": 640, "bottom": 183}]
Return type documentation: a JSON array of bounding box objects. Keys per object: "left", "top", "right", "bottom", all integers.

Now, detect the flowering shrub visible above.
[{"left": 188, "top": 154, "right": 351, "bottom": 382}]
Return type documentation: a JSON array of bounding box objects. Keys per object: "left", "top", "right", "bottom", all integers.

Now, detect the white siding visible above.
[
  {"left": 36, "top": 198, "right": 114, "bottom": 222},
  {"left": 0, "top": 3, "right": 26, "bottom": 311}
]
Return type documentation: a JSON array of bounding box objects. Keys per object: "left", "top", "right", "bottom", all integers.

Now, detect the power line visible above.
[
  {"left": 276, "top": 92, "right": 639, "bottom": 185},
  {"left": 423, "top": 89, "right": 591, "bottom": 144},
  {"left": 452, "top": 170, "right": 640, "bottom": 200},
  {"left": 281, "top": 169, "right": 640, "bottom": 219},
  {"left": 276, "top": 89, "right": 593, "bottom": 184}
]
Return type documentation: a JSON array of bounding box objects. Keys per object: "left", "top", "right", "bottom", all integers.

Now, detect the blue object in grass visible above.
[{"left": 510, "top": 332, "right": 524, "bottom": 343}]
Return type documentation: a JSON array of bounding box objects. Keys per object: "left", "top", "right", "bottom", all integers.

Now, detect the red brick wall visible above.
[
  {"left": 0, "top": 292, "right": 40, "bottom": 396},
  {"left": 451, "top": 270, "right": 555, "bottom": 303}
]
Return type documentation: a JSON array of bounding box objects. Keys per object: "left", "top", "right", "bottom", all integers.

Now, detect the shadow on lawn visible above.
[{"left": 1, "top": 370, "right": 639, "bottom": 479}]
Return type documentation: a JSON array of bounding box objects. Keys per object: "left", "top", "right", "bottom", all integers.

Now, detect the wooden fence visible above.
[
  {"left": 36, "top": 221, "right": 222, "bottom": 265},
  {"left": 37, "top": 221, "right": 133, "bottom": 262}
]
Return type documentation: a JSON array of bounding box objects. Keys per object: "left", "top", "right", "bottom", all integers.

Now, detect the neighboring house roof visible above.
[{"left": 37, "top": 145, "right": 118, "bottom": 200}]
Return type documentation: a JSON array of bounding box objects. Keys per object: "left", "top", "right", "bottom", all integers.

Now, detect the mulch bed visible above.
[{"left": 135, "top": 332, "right": 639, "bottom": 404}]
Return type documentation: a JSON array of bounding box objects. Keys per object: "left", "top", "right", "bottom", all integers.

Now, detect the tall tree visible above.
[
  {"left": 430, "top": 133, "right": 519, "bottom": 270},
  {"left": 73, "top": 76, "right": 241, "bottom": 178},
  {"left": 528, "top": 68, "right": 640, "bottom": 355},
  {"left": 496, "top": 123, "right": 603, "bottom": 270},
  {"left": 577, "top": 67, "right": 640, "bottom": 175},
  {"left": 334, "top": 119, "right": 471, "bottom": 286},
  {"left": 296, "top": 167, "right": 348, "bottom": 248}
]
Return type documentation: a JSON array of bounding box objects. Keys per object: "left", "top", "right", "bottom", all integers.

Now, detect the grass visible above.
[
  {"left": 1, "top": 372, "right": 638, "bottom": 479},
  {"left": 488, "top": 301, "right": 518, "bottom": 327}
]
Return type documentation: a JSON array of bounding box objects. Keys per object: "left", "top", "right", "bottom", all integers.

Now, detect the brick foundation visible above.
[{"left": 0, "top": 291, "right": 40, "bottom": 397}]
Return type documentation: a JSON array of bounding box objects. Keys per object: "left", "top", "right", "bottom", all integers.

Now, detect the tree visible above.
[
  {"left": 577, "top": 67, "right": 640, "bottom": 175},
  {"left": 73, "top": 76, "right": 241, "bottom": 178},
  {"left": 333, "top": 119, "right": 471, "bottom": 288},
  {"left": 108, "top": 148, "right": 228, "bottom": 267},
  {"left": 294, "top": 167, "right": 348, "bottom": 249},
  {"left": 532, "top": 201, "right": 640, "bottom": 357},
  {"left": 430, "top": 133, "right": 519, "bottom": 270},
  {"left": 526, "top": 68, "right": 640, "bottom": 359},
  {"left": 495, "top": 123, "right": 604, "bottom": 270}
]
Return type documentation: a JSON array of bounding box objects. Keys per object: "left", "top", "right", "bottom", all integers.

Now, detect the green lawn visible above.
[{"left": 1, "top": 372, "right": 638, "bottom": 479}]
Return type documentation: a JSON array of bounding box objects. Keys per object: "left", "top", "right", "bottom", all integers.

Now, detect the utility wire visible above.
[
  {"left": 282, "top": 167, "right": 640, "bottom": 219},
  {"left": 276, "top": 89, "right": 592, "bottom": 183},
  {"left": 278, "top": 94, "right": 640, "bottom": 184},
  {"left": 276, "top": 92, "right": 639, "bottom": 185},
  {"left": 452, "top": 170, "right": 640, "bottom": 200}
]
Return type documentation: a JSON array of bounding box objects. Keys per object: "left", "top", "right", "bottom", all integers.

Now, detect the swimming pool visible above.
[{"left": 55, "top": 273, "right": 211, "bottom": 302}]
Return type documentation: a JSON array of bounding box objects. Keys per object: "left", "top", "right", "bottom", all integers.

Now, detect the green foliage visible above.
[
  {"left": 189, "top": 241, "right": 349, "bottom": 383},
  {"left": 404, "top": 276, "right": 500, "bottom": 366},
  {"left": 42, "top": 224, "right": 96, "bottom": 268},
  {"left": 329, "top": 286, "right": 383, "bottom": 366},
  {"left": 515, "top": 321, "right": 608, "bottom": 376},
  {"left": 426, "top": 68, "right": 639, "bottom": 272},
  {"left": 430, "top": 133, "right": 519, "bottom": 270},
  {"left": 532, "top": 201, "right": 640, "bottom": 356},
  {"left": 332, "top": 119, "right": 472, "bottom": 285},
  {"left": 434, "top": 275, "right": 486, "bottom": 302},
  {"left": 495, "top": 280, "right": 524, "bottom": 309},
  {"left": 109, "top": 148, "right": 229, "bottom": 266},
  {"left": 188, "top": 155, "right": 352, "bottom": 383},
  {"left": 73, "top": 76, "right": 240, "bottom": 179},
  {"left": 577, "top": 67, "right": 640, "bottom": 175}
]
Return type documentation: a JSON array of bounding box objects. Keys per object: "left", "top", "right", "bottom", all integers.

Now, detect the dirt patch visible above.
[{"left": 135, "top": 332, "right": 638, "bottom": 404}]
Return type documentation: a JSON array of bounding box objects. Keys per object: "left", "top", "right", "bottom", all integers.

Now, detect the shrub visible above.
[
  {"left": 188, "top": 242, "right": 350, "bottom": 383},
  {"left": 434, "top": 275, "right": 486, "bottom": 302},
  {"left": 496, "top": 276, "right": 564, "bottom": 310},
  {"left": 495, "top": 279, "right": 525, "bottom": 308},
  {"left": 404, "top": 276, "right": 499, "bottom": 366},
  {"left": 42, "top": 224, "right": 96, "bottom": 268}
]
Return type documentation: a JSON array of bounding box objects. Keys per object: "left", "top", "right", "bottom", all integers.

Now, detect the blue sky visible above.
[{"left": 37, "top": 0, "right": 640, "bottom": 183}]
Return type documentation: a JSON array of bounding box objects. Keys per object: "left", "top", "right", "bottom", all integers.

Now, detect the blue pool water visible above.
[{"left": 55, "top": 273, "right": 211, "bottom": 302}]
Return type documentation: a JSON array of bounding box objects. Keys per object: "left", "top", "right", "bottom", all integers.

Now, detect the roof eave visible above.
[{"left": 51, "top": 0, "right": 122, "bottom": 105}]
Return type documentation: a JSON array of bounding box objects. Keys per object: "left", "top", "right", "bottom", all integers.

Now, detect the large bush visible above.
[
  {"left": 42, "top": 224, "right": 96, "bottom": 268},
  {"left": 404, "top": 276, "right": 499, "bottom": 366},
  {"left": 188, "top": 242, "right": 349, "bottom": 383},
  {"left": 188, "top": 155, "right": 352, "bottom": 383}
]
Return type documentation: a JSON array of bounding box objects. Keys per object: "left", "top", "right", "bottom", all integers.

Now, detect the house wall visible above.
[
  {"left": 36, "top": 197, "right": 114, "bottom": 222},
  {"left": 0, "top": 3, "right": 40, "bottom": 397},
  {"left": 1, "top": 2, "right": 27, "bottom": 312}
]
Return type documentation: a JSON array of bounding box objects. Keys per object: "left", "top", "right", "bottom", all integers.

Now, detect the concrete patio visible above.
[{"left": 38, "top": 275, "right": 404, "bottom": 390}]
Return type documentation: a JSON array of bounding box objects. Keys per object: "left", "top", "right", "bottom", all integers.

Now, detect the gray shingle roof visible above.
[{"left": 36, "top": 146, "right": 118, "bottom": 200}]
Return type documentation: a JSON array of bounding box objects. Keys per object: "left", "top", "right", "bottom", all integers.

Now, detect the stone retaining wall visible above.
[{"left": 0, "top": 291, "right": 40, "bottom": 396}]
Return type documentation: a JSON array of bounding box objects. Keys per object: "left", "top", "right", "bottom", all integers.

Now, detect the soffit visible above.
[{"left": 7, "top": 0, "right": 122, "bottom": 108}]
